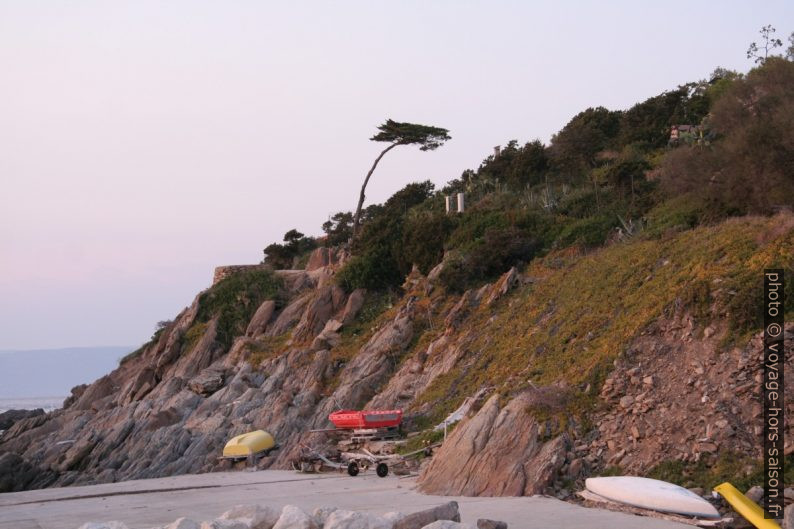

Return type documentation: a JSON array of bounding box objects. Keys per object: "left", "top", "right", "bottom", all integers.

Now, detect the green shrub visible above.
[
  {"left": 436, "top": 253, "right": 469, "bottom": 293},
  {"left": 401, "top": 210, "right": 455, "bottom": 274},
  {"left": 195, "top": 269, "right": 283, "bottom": 349},
  {"left": 263, "top": 229, "right": 317, "bottom": 269},
  {"left": 554, "top": 214, "right": 617, "bottom": 248},
  {"left": 557, "top": 188, "right": 604, "bottom": 219},
  {"left": 445, "top": 210, "right": 508, "bottom": 250},
  {"left": 337, "top": 181, "right": 437, "bottom": 292},
  {"left": 336, "top": 245, "right": 402, "bottom": 291},
  {"left": 439, "top": 226, "right": 539, "bottom": 292},
  {"left": 644, "top": 194, "right": 704, "bottom": 238}
]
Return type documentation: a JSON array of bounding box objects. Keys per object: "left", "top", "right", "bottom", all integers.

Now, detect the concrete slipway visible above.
[{"left": 0, "top": 470, "right": 691, "bottom": 529}]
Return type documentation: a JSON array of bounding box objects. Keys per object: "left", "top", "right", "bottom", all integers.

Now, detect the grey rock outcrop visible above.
[
  {"left": 0, "top": 408, "right": 44, "bottom": 431},
  {"left": 417, "top": 392, "right": 568, "bottom": 496},
  {"left": 246, "top": 301, "right": 277, "bottom": 337}
]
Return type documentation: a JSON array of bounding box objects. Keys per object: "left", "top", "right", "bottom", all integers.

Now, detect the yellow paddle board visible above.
[{"left": 713, "top": 482, "right": 781, "bottom": 529}]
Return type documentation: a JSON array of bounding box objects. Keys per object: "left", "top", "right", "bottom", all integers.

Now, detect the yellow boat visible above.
[
  {"left": 713, "top": 482, "right": 781, "bottom": 529},
  {"left": 222, "top": 430, "right": 276, "bottom": 459}
]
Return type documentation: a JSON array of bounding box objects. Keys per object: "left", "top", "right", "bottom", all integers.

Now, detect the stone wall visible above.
[{"left": 212, "top": 264, "right": 270, "bottom": 285}]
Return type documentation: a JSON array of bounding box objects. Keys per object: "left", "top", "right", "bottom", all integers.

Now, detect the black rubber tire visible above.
[
  {"left": 347, "top": 461, "right": 359, "bottom": 477},
  {"left": 376, "top": 462, "right": 389, "bottom": 478}
]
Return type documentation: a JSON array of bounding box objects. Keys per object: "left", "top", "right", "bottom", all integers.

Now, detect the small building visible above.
[{"left": 669, "top": 124, "right": 701, "bottom": 144}]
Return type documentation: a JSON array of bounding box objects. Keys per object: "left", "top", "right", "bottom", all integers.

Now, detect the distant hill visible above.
[{"left": 0, "top": 346, "right": 131, "bottom": 398}]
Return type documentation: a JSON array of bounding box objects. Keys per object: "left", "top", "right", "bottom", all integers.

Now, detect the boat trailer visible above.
[{"left": 293, "top": 444, "right": 440, "bottom": 477}]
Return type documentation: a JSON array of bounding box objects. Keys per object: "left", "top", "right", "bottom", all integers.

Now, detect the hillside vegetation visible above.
[
  {"left": 1, "top": 55, "right": 792, "bottom": 496},
  {"left": 266, "top": 59, "right": 793, "bottom": 301}
]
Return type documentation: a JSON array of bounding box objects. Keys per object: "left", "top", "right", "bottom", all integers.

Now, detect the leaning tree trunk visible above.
[{"left": 352, "top": 142, "right": 399, "bottom": 239}]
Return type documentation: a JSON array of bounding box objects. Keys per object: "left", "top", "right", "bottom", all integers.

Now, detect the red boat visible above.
[{"left": 328, "top": 409, "right": 403, "bottom": 430}]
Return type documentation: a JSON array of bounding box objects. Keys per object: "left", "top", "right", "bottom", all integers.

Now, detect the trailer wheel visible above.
[
  {"left": 347, "top": 461, "right": 359, "bottom": 476},
  {"left": 376, "top": 463, "right": 389, "bottom": 478}
]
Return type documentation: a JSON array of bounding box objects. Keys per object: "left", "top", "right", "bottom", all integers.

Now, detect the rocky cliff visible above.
[{"left": 1, "top": 214, "right": 792, "bottom": 495}]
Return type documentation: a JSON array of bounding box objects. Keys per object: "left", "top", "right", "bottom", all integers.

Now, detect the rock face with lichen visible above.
[{"left": 1, "top": 217, "right": 792, "bottom": 496}]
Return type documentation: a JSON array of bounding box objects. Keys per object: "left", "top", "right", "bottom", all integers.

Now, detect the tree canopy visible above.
[
  {"left": 370, "top": 119, "right": 451, "bottom": 150},
  {"left": 352, "top": 119, "right": 450, "bottom": 237}
]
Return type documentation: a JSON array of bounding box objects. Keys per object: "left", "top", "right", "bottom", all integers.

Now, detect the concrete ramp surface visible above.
[{"left": 0, "top": 470, "right": 692, "bottom": 529}]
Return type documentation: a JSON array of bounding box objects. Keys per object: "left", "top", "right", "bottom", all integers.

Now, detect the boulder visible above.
[
  {"left": 292, "top": 286, "right": 346, "bottom": 342},
  {"left": 266, "top": 294, "right": 312, "bottom": 337},
  {"left": 420, "top": 522, "right": 474, "bottom": 529},
  {"left": 311, "top": 331, "right": 342, "bottom": 351},
  {"left": 272, "top": 505, "right": 318, "bottom": 529},
  {"left": 476, "top": 520, "right": 507, "bottom": 529},
  {"left": 188, "top": 368, "right": 226, "bottom": 396},
  {"left": 340, "top": 289, "right": 366, "bottom": 325},
  {"left": 305, "top": 247, "right": 340, "bottom": 271},
  {"left": 744, "top": 485, "right": 763, "bottom": 503},
  {"left": 324, "top": 509, "right": 392, "bottom": 529},
  {"left": 483, "top": 267, "right": 519, "bottom": 305},
  {"left": 311, "top": 319, "right": 344, "bottom": 350},
  {"left": 783, "top": 503, "right": 793, "bottom": 529},
  {"left": 246, "top": 300, "right": 277, "bottom": 337},
  {"left": 220, "top": 504, "right": 280, "bottom": 529},
  {"left": 200, "top": 520, "right": 250, "bottom": 529},
  {"left": 163, "top": 519, "right": 201, "bottom": 529},
  {"left": 383, "top": 512, "right": 406, "bottom": 525},
  {"left": 393, "top": 502, "right": 460, "bottom": 529},
  {"left": 312, "top": 507, "right": 338, "bottom": 526}
]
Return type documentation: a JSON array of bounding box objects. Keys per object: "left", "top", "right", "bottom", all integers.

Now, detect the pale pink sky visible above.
[{"left": 1, "top": 1, "right": 792, "bottom": 349}]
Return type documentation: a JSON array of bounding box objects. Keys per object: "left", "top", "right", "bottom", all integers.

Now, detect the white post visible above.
[
  {"left": 445, "top": 195, "right": 452, "bottom": 214},
  {"left": 457, "top": 192, "right": 465, "bottom": 213}
]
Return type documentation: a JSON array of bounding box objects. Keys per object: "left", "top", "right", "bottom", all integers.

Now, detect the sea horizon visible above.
[{"left": 0, "top": 396, "right": 67, "bottom": 414}]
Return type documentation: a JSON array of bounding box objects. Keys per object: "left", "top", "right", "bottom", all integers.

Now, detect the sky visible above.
[{"left": 1, "top": 1, "right": 792, "bottom": 350}]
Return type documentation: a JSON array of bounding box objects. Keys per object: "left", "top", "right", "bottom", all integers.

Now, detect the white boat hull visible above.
[{"left": 585, "top": 476, "right": 720, "bottom": 519}]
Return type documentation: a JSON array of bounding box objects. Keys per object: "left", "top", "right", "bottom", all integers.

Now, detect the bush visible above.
[
  {"left": 643, "top": 194, "right": 704, "bottom": 238},
  {"left": 439, "top": 226, "right": 539, "bottom": 292},
  {"left": 557, "top": 188, "right": 604, "bottom": 219},
  {"left": 401, "top": 210, "right": 455, "bottom": 274},
  {"left": 554, "top": 214, "right": 618, "bottom": 248},
  {"left": 322, "top": 212, "right": 353, "bottom": 247},
  {"left": 195, "top": 269, "right": 283, "bottom": 349},
  {"left": 445, "top": 210, "right": 508, "bottom": 250},
  {"left": 336, "top": 181, "right": 438, "bottom": 291},
  {"left": 660, "top": 58, "right": 794, "bottom": 215},
  {"left": 263, "top": 229, "right": 317, "bottom": 269},
  {"left": 336, "top": 246, "right": 403, "bottom": 292}
]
